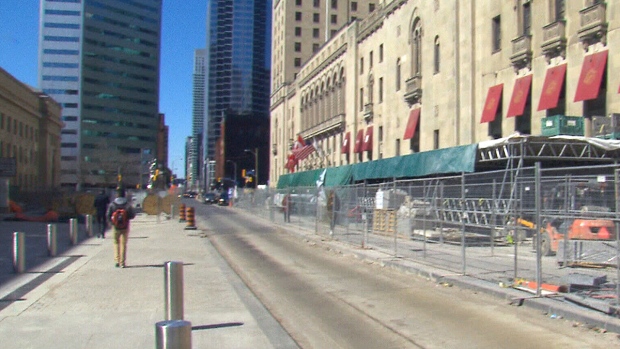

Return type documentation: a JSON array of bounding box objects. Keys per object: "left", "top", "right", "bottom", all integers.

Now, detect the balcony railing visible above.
[
  {"left": 510, "top": 35, "right": 532, "bottom": 70},
  {"left": 403, "top": 74, "right": 422, "bottom": 106},
  {"left": 578, "top": 2, "right": 607, "bottom": 47},
  {"left": 301, "top": 114, "right": 345, "bottom": 140},
  {"left": 541, "top": 20, "right": 566, "bottom": 59}
]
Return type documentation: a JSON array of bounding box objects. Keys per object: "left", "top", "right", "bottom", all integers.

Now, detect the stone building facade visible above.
[
  {"left": 0, "top": 67, "right": 63, "bottom": 191},
  {"left": 270, "top": 0, "right": 619, "bottom": 186}
]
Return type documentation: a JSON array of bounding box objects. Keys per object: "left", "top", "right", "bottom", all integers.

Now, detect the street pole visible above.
[{"left": 254, "top": 147, "right": 258, "bottom": 186}]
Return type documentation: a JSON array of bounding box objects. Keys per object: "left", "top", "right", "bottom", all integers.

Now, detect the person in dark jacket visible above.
[
  {"left": 93, "top": 190, "right": 110, "bottom": 238},
  {"left": 106, "top": 191, "right": 136, "bottom": 268},
  {"left": 327, "top": 190, "right": 340, "bottom": 235}
]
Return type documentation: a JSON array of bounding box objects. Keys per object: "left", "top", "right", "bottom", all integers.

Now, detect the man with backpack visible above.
[{"left": 106, "top": 190, "right": 136, "bottom": 268}]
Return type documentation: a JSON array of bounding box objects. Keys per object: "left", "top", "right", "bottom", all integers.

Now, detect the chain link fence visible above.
[{"left": 235, "top": 164, "right": 620, "bottom": 316}]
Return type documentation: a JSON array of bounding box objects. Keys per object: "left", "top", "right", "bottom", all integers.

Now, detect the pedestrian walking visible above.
[
  {"left": 106, "top": 190, "right": 136, "bottom": 268},
  {"left": 282, "top": 193, "right": 291, "bottom": 223},
  {"left": 93, "top": 189, "right": 110, "bottom": 238},
  {"left": 327, "top": 190, "right": 340, "bottom": 235}
]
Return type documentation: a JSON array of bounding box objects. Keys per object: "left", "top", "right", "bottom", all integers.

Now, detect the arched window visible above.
[
  {"left": 434, "top": 36, "right": 440, "bottom": 74},
  {"left": 412, "top": 19, "right": 422, "bottom": 76}
]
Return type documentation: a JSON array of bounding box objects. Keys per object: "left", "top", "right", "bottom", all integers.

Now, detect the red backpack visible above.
[{"left": 111, "top": 208, "right": 129, "bottom": 229}]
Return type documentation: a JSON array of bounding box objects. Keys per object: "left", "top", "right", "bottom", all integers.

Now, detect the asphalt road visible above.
[{"left": 196, "top": 204, "right": 619, "bottom": 349}]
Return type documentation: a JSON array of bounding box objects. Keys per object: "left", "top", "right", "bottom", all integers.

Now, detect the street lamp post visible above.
[
  {"left": 226, "top": 160, "right": 237, "bottom": 185},
  {"left": 244, "top": 148, "right": 259, "bottom": 186}
]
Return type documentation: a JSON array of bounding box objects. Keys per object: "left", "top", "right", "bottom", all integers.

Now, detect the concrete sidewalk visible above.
[{"left": 0, "top": 214, "right": 289, "bottom": 349}]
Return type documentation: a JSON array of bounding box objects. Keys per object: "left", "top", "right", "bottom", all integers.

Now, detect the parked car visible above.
[
  {"left": 218, "top": 192, "right": 229, "bottom": 206},
  {"left": 202, "top": 192, "right": 217, "bottom": 204}
]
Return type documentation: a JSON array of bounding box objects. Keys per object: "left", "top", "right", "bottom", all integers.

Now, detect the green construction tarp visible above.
[{"left": 277, "top": 144, "right": 477, "bottom": 188}]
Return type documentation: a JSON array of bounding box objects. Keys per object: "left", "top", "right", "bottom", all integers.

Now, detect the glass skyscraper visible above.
[
  {"left": 205, "top": 0, "right": 271, "bottom": 185},
  {"left": 38, "top": 0, "right": 162, "bottom": 189}
]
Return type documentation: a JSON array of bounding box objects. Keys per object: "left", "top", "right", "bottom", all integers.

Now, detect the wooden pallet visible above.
[{"left": 372, "top": 209, "right": 396, "bottom": 234}]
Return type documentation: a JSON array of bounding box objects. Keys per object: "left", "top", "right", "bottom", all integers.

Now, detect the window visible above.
[
  {"left": 331, "top": 14, "right": 337, "bottom": 24},
  {"left": 396, "top": 58, "right": 401, "bottom": 91},
  {"left": 412, "top": 21, "right": 422, "bottom": 75},
  {"left": 313, "top": 0, "right": 319, "bottom": 7},
  {"left": 369, "top": 51, "right": 373, "bottom": 68},
  {"left": 351, "top": 1, "right": 357, "bottom": 11},
  {"left": 379, "top": 44, "right": 383, "bottom": 62},
  {"left": 296, "top": 0, "right": 302, "bottom": 5},
  {"left": 433, "top": 130, "right": 439, "bottom": 149},
  {"left": 434, "top": 36, "right": 440, "bottom": 74},
  {"left": 378, "top": 77, "right": 383, "bottom": 103},
  {"left": 295, "top": 27, "right": 302, "bottom": 36},
  {"left": 369, "top": 3, "right": 375, "bottom": 12},
  {"left": 359, "top": 88, "right": 364, "bottom": 111},
  {"left": 313, "top": 28, "right": 319, "bottom": 38},
  {"left": 522, "top": 2, "right": 531, "bottom": 36},
  {"left": 295, "top": 42, "right": 301, "bottom": 52},
  {"left": 395, "top": 139, "right": 400, "bottom": 156},
  {"left": 360, "top": 57, "right": 364, "bottom": 74},
  {"left": 331, "top": 0, "right": 337, "bottom": 9},
  {"left": 45, "top": 9, "right": 80, "bottom": 16},
  {"left": 294, "top": 58, "right": 301, "bottom": 67},
  {"left": 313, "top": 13, "right": 320, "bottom": 23},
  {"left": 295, "top": 12, "right": 302, "bottom": 21},
  {"left": 554, "top": 0, "right": 565, "bottom": 21},
  {"left": 44, "top": 36, "right": 79, "bottom": 42},
  {"left": 313, "top": 43, "right": 320, "bottom": 52},
  {"left": 331, "top": 29, "right": 337, "bottom": 37},
  {"left": 492, "top": 15, "right": 501, "bottom": 52}
]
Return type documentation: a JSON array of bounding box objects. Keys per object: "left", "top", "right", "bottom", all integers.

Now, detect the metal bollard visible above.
[
  {"left": 155, "top": 320, "right": 192, "bottom": 349},
  {"left": 85, "top": 214, "right": 93, "bottom": 237},
  {"left": 69, "top": 218, "right": 78, "bottom": 245},
  {"left": 171, "top": 204, "right": 176, "bottom": 220},
  {"left": 184, "top": 207, "right": 197, "bottom": 230},
  {"left": 47, "top": 224, "right": 57, "bottom": 257},
  {"left": 164, "top": 261, "right": 184, "bottom": 320},
  {"left": 13, "top": 232, "right": 25, "bottom": 273}
]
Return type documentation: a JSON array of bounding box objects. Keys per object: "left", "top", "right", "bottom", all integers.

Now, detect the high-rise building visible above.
[
  {"left": 38, "top": 0, "right": 163, "bottom": 189},
  {"left": 269, "top": 0, "right": 374, "bottom": 181},
  {"left": 204, "top": 0, "right": 272, "bottom": 186},
  {"left": 190, "top": 49, "right": 207, "bottom": 190}
]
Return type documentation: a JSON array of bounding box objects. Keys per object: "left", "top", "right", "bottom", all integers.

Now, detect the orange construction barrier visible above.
[
  {"left": 179, "top": 203, "right": 186, "bottom": 222},
  {"left": 184, "top": 206, "right": 197, "bottom": 230}
]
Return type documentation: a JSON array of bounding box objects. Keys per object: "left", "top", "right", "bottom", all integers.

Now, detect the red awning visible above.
[
  {"left": 480, "top": 84, "right": 503, "bottom": 123},
  {"left": 341, "top": 132, "right": 350, "bottom": 154},
  {"left": 403, "top": 108, "right": 421, "bottom": 140},
  {"left": 353, "top": 129, "right": 364, "bottom": 153},
  {"left": 537, "top": 63, "right": 567, "bottom": 111},
  {"left": 362, "top": 126, "right": 373, "bottom": 152},
  {"left": 506, "top": 75, "right": 532, "bottom": 117},
  {"left": 574, "top": 50, "right": 608, "bottom": 102}
]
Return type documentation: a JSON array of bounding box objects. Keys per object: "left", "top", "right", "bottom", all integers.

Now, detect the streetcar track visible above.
[{"left": 203, "top": 211, "right": 425, "bottom": 348}]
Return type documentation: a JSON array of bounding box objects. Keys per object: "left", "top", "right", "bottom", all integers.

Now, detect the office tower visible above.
[
  {"left": 38, "top": 0, "right": 162, "bottom": 188},
  {"left": 190, "top": 49, "right": 206, "bottom": 190},
  {"left": 205, "top": 0, "right": 271, "bottom": 186}
]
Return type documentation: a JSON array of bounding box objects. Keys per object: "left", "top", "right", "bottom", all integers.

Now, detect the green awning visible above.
[
  {"left": 278, "top": 144, "right": 477, "bottom": 188},
  {"left": 325, "top": 165, "right": 353, "bottom": 187}
]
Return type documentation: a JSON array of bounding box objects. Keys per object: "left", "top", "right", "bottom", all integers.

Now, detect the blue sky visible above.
[{"left": 0, "top": 1, "right": 207, "bottom": 178}]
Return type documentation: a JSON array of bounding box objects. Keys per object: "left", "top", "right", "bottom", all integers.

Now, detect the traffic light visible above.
[{"left": 241, "top": 169, "right": 246, "bottom": 177}]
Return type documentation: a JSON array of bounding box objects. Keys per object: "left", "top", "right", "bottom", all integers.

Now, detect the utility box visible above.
[{"left": 541, "top": 115, "right": 584, "bottom": 136}]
